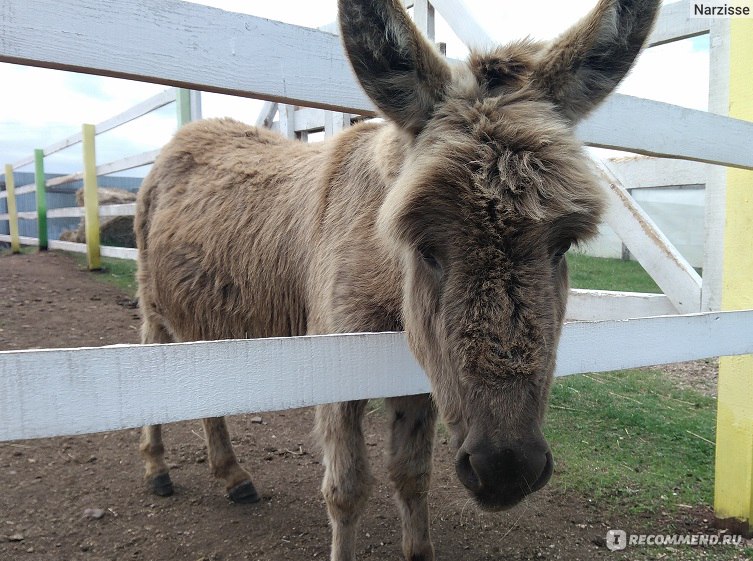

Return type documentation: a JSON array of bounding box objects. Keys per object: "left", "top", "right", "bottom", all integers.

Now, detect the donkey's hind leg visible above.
[
  {"left": 316, "top": 400, "right": 373, "bottom": 561},
  {"left": 139, "top": 320, "right": 175, "bottom": 496},
  {"left": 201, "top": 417, "right": 260, "bottom": 503},
  {"left": 385, "top": 394, "right": 437, "bottom": 561}
]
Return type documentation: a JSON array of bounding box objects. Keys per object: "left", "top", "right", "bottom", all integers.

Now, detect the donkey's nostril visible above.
[
  {"left": 455, "top": 451, "right": 482, "bottom": 493},
  {"left": 529, "top": 450, "right": 554, "bottom": 492}
]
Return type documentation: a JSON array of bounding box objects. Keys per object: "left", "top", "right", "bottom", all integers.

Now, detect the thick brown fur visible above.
[{"left": 135, "top": 1, "right": 659, "bottom": 559}]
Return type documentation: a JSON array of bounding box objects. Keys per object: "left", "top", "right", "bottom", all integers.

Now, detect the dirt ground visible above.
[{"left": 0, "top": 251, "right": 744, "bottom": 561}]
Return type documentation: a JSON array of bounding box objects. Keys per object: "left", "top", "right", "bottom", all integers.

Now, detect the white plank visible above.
[
  {"left": 702, "top": 20, "right": 731, "bottom": 312},
  {"left": 14, "top": 184, "right": 36, "bottom": 196},
  {"left": 566, "top": 289, "right": 676, "bottom": 321},
  {"left": 430, "top": 0, "right": 494, "bottom": 49},
  {"left": 47, "top": 239, "right": 87, "bottom": 253},
  {"left": 254, "top": 13, "right": 346, "bottom": 132},
  {"left": 0, "top": 234, "right": 38, "bottom": 245},
  {"left": 431, "top": 0, "right": 708, "bottom": 53},
  {"left": 1, "top": 311, "right": 752, "bottom": 442},
  {"left": 317, "top": 21, "right": 339, "bottom": 35},
  {"left": 42, "top": 131, "right": 84, "bottom": 158},
  {"left": 278, "top": 104, "right": 297, "bottom": 139},
  {"left": 26, "top": 91, "right": 174, "bottom": 161},
  {"left": 48, "top": 237, "right": 137, "bottom": 258},
  {"left": 11, "top": 155, "right": 34, "bottom": 170},
  {"left": 3, "top": 0, "right": 750, "bottom": 168},
  {"left": 0, "top": 332, "right": 427, "bottom": 441},
  {"left": 100, "top": 245, "right": 138, "bottom": 260},
  {"left": 47, "top": 206, "right": 85, "bottom": 218},
  {"left": 97, "top": 149, "right": 159, "bottom": 176},
  {"left": 188, "top": 90, "right": 202, "bottom": 121},
  {"left": 647, "top": 0, "right": 710, "bottom": 47},
  {"left": 294, "top": 107, "right": 326, "bottom": 133},
  {"left": 0, "top": 191, "right": 6, "bottom": 199},
  {"left": 324, "top": 111, "right": 351, "bottom": 137},
  {"left": 608, "top": 157, "right": 707, "bottom": 189},
  {"left": 579, "top": 94, "right": 753, "bottom": 170},
  {"left": 255, "top": 101, "right": 278, "bottom": 129},
  {"left": 99, "top": 203, "right": 136, "bottom": 217},
  {"left": 413, "top": 0, "right": 435, "bottom": 41},
  {"left": 596, "top": 159, "right": 702, "bottom": 313},
  {"left": 558, "top": 311, "right": 753, "bottom": 375},
  {"left": 16, "top": 211, "right": 38, "bottom": 220},
  {"left": 47, "top": 171, "right": 83, "bottom": 188},
  {"left": 0, "top": 214, "right": 7, "bottom": 220},
  {"left": 0, "top": 0, "right": 373, "bottom": 114},
  {"left": 95, "top": 88, "right": 176, "bottom": 136},
  {"left": 293, "top": 108, "right": 366, "bottom": 134}
]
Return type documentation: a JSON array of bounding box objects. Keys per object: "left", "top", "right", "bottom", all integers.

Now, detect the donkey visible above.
[{"left": 135, "top": 0, "right": 659, "bottom": 559}]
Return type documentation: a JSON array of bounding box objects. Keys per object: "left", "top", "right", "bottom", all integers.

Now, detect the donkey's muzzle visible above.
[{"left": 455, "top": 441, "right": 553, "bottom": 510}]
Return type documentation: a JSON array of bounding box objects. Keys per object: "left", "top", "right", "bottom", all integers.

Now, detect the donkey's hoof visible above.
[
  {"left": 149, "top": 473, "right": 174, "bottom": 497},
  {"left": 227, "top": 480, "right": 260, "bottom": 504}
]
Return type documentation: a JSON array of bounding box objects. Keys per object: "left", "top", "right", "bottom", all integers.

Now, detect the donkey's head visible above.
[{"left": 339, "top": 0, "right": 659, "bottom": 510}]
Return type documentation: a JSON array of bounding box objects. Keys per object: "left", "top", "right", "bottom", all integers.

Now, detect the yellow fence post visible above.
[
  {"left": 4, "top": 164, "right": 20, "bottom": 253},
  {"left": 714, "top": 16, "right": 753, "bottom": 537},
  {"left": 81, "top": 124, "right": 100, "bottom": 270}
]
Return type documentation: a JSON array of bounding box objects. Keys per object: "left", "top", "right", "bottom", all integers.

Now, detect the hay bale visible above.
[{"left": 59, "top": 187, "right": 137, "bottom": 247}]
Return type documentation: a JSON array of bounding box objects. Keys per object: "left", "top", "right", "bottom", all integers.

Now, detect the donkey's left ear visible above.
[
  {"left": 338, "top": 0, "right": 451, "bottom": 134},
  {"left": 532, "top": 0, "right": 661, "bottom": 123}
]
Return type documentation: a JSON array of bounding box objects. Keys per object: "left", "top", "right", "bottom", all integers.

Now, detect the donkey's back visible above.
[{"left": 136, "top": 118, "right": 323, "bottom": 342}]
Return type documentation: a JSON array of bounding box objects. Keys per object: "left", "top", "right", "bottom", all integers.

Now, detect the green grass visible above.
[
  {"left": 544, "top": 371, "right": 753, "bottom": 560},
  {"left": 545, "top": 369, "right": 716, "bottom": 516},
  {"left": 0, "top": 245, "right": 36, "bottom": 256},
  {"left": 568, "top": 252, "right": 661, "bottom": 293},
  {"left": 72, "top": 253, "right": 139, "bottom": 296}
]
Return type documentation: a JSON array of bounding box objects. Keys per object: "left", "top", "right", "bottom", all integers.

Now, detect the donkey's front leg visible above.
[
  {"left": 201, "top": 417, "right": 260, "bottom": 503},
  {"left": 386, "top": 394, "right": 437, "bottom": 561},
  {"left": 316, "top": 400, "right": 373, "bottom": 561}
]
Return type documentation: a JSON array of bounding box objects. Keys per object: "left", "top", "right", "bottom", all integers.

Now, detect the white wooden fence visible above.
[
  {"left": 0, "top": 1, "right": 751, "bottom": 452},
  {"left": 0, "top": 87, "right": 200, "bottom": 262},
  {"left": 2, "top": 311, "right": 753, "bottom": 442}
]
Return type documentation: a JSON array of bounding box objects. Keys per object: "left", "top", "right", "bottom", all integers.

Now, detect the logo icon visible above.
[{"left": 606, "top": 529, "right": 627, "bottom": 551}]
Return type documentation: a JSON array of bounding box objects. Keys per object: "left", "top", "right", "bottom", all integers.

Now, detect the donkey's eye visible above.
[
  {"left": 553, "top": 241, "right": 572, "bottom": 259},
  {"left": 418, "top": 247, "right": 442, "bottom": 272}
]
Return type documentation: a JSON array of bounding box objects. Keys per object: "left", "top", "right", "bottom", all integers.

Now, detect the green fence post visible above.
[
  {"left": 176, "top": 88, "right": 192, "bottom": 128},
  {"left": 34, "top": 149, "right": 48, "bottom": 250}
]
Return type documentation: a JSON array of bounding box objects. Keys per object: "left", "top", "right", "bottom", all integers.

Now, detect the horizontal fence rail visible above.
[
  {"left": 2, "top": 0, "right": 753, "bottom": 170},
  {"left": 46, "top": 203, "right": 136, "bottom": 219},
  {"left": 11, "top": 90, "right": 176, "bottom": 169},
  {"left": 646, "top": 0, "right": 711, "bottom": 46},
  {"left": 1, "top": 311, "right": 752, "bottom": 442}
]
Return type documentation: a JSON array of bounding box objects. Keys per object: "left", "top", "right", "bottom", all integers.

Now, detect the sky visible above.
[{"left": 0, "top": 0, "right": 710, "bottom": 177}]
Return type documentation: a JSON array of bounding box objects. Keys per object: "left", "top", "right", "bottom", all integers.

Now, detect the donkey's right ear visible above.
[
  {"left": 338, "top": 0, "right": 451, "bottom": 135},
  {"left": 532, "top": 0, "right": 661, "bottom": 123}
]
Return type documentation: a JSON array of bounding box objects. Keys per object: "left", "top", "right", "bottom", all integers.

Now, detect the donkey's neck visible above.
[{"left": 306, "top": 123, "right": 409, "bottom": 333}]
